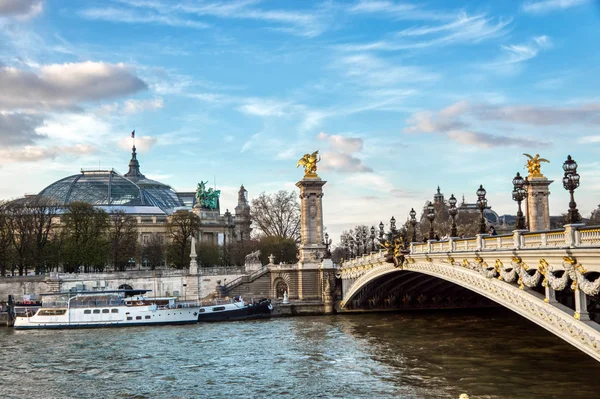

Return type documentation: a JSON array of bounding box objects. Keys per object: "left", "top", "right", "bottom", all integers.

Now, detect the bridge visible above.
[{"left": 338, "top": 225, "right": 600, "bottom": 362}]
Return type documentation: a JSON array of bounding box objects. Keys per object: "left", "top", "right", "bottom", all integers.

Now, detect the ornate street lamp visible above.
[
  {"left": 426, "top": 201, "right": 435, "bottom": 240},
  {"left": 476, "top": 184, "right": 487, "bottom": 234},
  {"left": 562, "top": 155, "right": 582, "bottom": 224},
  {"left": 323, "top": 232, "right": 332, "bottom": 258},
  {"left": 349, "top": 238, "right": 355, "bottom": 258},
  {"left": 362, "top": 227, "right": 368, "bottom": 252},
  {"left": 512, "top": 172, "right": 527, "bottom": 230},
  {"left": 378, "top": 221, "right": 384, "bottom": 243},
  {"left": 448, "top": 194, "right": 458, "bottom": 237},
  {"left": 370, "top": 226, "right": 376, "bottom": 252},
  {"left": 390, "top": 216, "right": 397, "bottom": 240},
  {"left": 409, "top": 208, "right": 417, "bottom": 243},
  {"left": 355, "top": 231, "right": 362, "bottom": 256}
]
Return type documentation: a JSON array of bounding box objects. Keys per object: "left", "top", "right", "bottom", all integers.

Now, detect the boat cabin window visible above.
[
  {"left": 111, "top": 309, "right": 118, "bottom": 313},
  {"left": 212, "top": 306, "right": 226, "bottom": 312},
  {"left": 136, "top": 316, "right": 142, "bottom": 320},
  {"left": 127, "top": 316, "right": 133, "bottom": 321},
  {"left": 199, "top": 308, "right": 205, "bottom": 313},
  {"left": 102, "top": 309, "right": 109, "bottom": 313},
  {"left": 38, "top": 309, "right": 66, "bottom": 316},
  {"left": 93, "top": 309, "right": 101, "bottom": 314},
  {"left": 145, "top": 316, "right": 151, "bottom": 319},
  {"left": 84, "top": 310, "right": 91, "bottom": 314}
]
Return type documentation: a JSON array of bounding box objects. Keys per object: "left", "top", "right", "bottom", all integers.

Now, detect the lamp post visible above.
[
  {"left": 448, "top": 194, "right": 458, "bottom": 237},
  {"left": 378, "top": 221, "right": 384, "bottom": 246},
  {"left": 349, "top": 238, "right": 355, "bottom": 258},
  {"left": 426, "top": 201, "right": 435, "bottom": 240},
  {"left": 390, "top": 216, "right": 397, "bottom": 241},
  {"left": 562, "top": 155, "right": 582, "bottom": 224},
  {"left": 409, "top": 208, "right": 417, "bottom": 243},
  {"left": 128, "top": 257, "right": 135, "bottom": 270},
  {"left": 512, "top": 172, "right": 527, "bottom": 230},
  {"left": 355, "top": 231, "right": 362, "bottom": 256},
  {"left": 362, "top": 228, "right": 368, "bottom": 254},
  {"left": 324, "top": 232, "right": 332, "bottom": 258},
  {"left": 476, "top": 184, "right": 487, "bottom": 234},
  {"left": 370, "top": 226, "right": 376, "bottom": 252}
]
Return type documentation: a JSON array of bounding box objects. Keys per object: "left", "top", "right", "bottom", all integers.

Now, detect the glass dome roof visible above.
[{"left": 38, "top": 146, "right": 183, "bottom": 213}]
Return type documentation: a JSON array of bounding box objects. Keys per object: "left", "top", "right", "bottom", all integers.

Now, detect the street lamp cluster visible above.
[{"left": 342, "top": 154, "right": 584, "bottom": 260}]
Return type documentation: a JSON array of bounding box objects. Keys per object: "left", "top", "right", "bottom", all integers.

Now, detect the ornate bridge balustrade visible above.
[{"left": 338, "top": 224, "right": 600, "bottom": 362}]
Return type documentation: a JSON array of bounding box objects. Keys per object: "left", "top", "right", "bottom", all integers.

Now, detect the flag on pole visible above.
[{"left": 131, "top": 130, "right": 135, "bottom": 138}]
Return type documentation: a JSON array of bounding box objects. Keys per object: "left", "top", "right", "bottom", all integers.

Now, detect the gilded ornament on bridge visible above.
[
  {"left": 523, "top": 153, "right": 550, "bottom": 178},
  {"left": 296, "top": 150, "right": 321, "bottom": 177}
]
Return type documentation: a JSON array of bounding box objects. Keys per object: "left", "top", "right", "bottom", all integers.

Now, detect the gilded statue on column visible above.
[
  {"left": 523, "top": 153, "right": 549, "bottom": 178},
  {"left": 297, "top": 150, "right": 321, "bottom": 177}
]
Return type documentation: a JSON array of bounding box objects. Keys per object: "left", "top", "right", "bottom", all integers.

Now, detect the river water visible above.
[{"left": 1, "top": 310, "right": 599, "bottom": 399}]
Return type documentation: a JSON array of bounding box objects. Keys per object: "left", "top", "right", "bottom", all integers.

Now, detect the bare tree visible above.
[
  {"left": 108, "top": 210, "right": 138, "bottom": 271},
  {"left": 6, "top": 201, "right": 35, "bottom": 276},
  {"left": 142, "top": 234, "right": 165, "bottom": 269},
  {"left": 167, "top": 210, "right": 200, "bottom": 269},
  {"left": 250, "top": 190, "right": 300, "bottom": 241},
  {"left": 30, "top": 197, "right": 60, "bottom": 274},
  {"left": 0, "top": 201, "right": 14, "bottom": 276}
]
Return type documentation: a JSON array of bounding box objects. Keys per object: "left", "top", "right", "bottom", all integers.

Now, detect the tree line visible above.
[{"left": 0, "top": 189, "right": 302, "bottom": 276}]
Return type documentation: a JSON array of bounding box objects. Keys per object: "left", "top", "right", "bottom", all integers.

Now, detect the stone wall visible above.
[{"left": 0, "top": 269, "right": 244, "bottom": 302}]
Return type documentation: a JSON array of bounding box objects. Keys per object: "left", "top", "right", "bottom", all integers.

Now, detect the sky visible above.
[{"left": 1, "top": 0, "right": 600, "bottom": 243}]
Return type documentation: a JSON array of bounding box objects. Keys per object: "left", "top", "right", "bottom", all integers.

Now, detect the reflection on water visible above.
[{"left": 1, "top": 309, "right": 599, "bottom": 399}]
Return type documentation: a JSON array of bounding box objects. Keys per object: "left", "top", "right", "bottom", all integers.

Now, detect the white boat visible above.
[
  {"left": 13, "top": 290, "right": 202, "bottom": 329},
  {"left": 197, "top": 296, "right": 273, "bottom": 322}
]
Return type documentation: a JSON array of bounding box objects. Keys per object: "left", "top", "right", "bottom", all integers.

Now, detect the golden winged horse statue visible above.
[
  {"left": 297, "top": 150, "right": 320, "bottom": 176},
  {"left": 523, "top": 153, "right": 550, "bottom": 178}
]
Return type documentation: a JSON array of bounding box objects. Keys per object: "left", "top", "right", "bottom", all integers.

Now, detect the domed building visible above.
[
  {"left": 38, "top": 146, "right": 184, "bottom": 214},
  {"left": 31, "top": 145, "right": 251, "bottom": 249}
]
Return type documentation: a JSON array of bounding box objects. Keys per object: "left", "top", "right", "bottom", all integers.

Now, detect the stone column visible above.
[
  {"left": 296, "top": 176, "right": 327, "bottom": 265},
  {"left": 525, "top": 177, "right": 553, "bottom": 231}
]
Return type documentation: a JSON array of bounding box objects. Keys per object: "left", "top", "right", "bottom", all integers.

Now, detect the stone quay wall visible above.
[{"left": 0, "top": 268, "right": 245, "bottom": 302}]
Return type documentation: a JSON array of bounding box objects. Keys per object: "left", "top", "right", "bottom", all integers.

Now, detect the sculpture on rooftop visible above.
[
  {"left": 523, "top": 153, "right": 550, "bottom": 178},
  {"left": 297, "top": 150, "right": 320, "bottom": 177},
  {"left": 195, "top": 180, "right": 221, "bottom": 210}
]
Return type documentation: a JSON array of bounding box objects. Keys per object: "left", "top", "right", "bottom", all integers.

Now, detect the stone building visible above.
[{"left": 19, "top": 145, "right": 251, "bottom": 260}]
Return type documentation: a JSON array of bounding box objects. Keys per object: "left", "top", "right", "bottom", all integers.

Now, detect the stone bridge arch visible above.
[{"left": 340, "top": 259, "right": 600, "bottom": 362}]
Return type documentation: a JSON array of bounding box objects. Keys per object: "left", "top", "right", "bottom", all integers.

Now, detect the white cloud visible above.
[
  {"left": 0, "top": 62, "right": 147, "bottom": 111},
  {"left": 123, "top": 98, "right": 164, "bottom": 114},
  {"left": 446, "top": 130, "right": 542, "bottom": 148},
  {"left": 339, "top": 12, "right": 511, "bottom": 52},
  {"left": 0, "top": 144, "right": 94, "bottom": 165},
  {"left": 578, "top": 136, "right": 600, "bottom": 144},
  {"left": 522, "top": 0, "right": 591, "bottom": 14},
  {"left": 79, "top": 7, "right": 210, "bottom": 29},
  {"left": 318, "top": 132, "right": 373, "bottom": 173},
  {"left": 238, "top": 99, "right": 290, "bottom": 117},
  {"left": 497, "top": 35, "right": 552, "bottom": 64},
  {"left": 0, "top": 111, "right": 45, "bottom": 145},
  {"left": 117, "top": 136, "right": 157, "bottom": 152}
]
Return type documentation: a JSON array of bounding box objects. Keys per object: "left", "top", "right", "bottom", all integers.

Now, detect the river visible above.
[{"left": 1, "top": 310, "right": 599, "bottom": 399}]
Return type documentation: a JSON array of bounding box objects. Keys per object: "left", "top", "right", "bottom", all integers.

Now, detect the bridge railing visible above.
[{"left": 408, "top": 224, "right": 600, "bottom": 254}]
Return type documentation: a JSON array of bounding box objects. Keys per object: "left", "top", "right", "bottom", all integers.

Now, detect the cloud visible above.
[
  {"left": 347, "top": 0, "right": 452, "bottom": 20},
  {"left": 522, "top": 0, "right": 591, "bottom": 14},
  {"left": 79, "top": 7, "right": 210, "bottom": 29},
  {"left": 336, "top": 53, "right": 438, "bottom": 86},
  {"left": 318, "top": 132, "right": 373, "bottom": 173},
  {"left": 0, "top": 0, "right": 43, "bottom": 19},
  {"left": 117, "top": 136, "right": 157, "bottom": 152},
  {"left": 578, "top": 136, "right": 600, "bottom": 144},
  {"left": 338, "top": 11, "right": 511, "bottom": 52},
  {"left": 0, "top": 112, "right": 46, "bottom": 145},
  {"left": 446, "top": 130, "right": 543, "bottom": 148},
  {"left": 0, "top": 144, "right": 94, "bottom": 165},
  {"left": 86, "top": 0, "right": 326, "bottom": 37},
  {"left": 0, "top": 62, "right": 147, "bottom": 111},
  {"left": 495, "top": 35, "right": 552, "bottom": 65},
  {"left": 402, "top": 100, "right": 600, "bottom": 148},
  {"left": 123, "top": 98, "right": 163, "bottom": 114},
  {"left": 238, "top": 99, "right": 290, "bottom": 117}
]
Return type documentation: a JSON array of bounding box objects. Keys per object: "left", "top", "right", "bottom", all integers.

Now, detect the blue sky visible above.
[{"left": 1, "top": 0, "right": 599, "bottom": 241}]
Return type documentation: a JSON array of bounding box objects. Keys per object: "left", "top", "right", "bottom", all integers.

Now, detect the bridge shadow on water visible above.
[{"left": 330, "top": 308, "right": 600, "bottom": 399}]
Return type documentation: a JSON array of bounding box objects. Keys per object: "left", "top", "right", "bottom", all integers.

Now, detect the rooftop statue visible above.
[
  {"left": 523, "top": 153, "right": 550, "bottom": 178},
  {"left": 195, "top": 180, "right": 221, "bottom": 210},
  {"left": 297, "top": 150, "right": 320, "bottom": 177}
]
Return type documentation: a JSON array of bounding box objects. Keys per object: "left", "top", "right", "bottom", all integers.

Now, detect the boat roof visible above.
[{"left": 40, "top": 289, "right": 151, "bottom": 296}]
